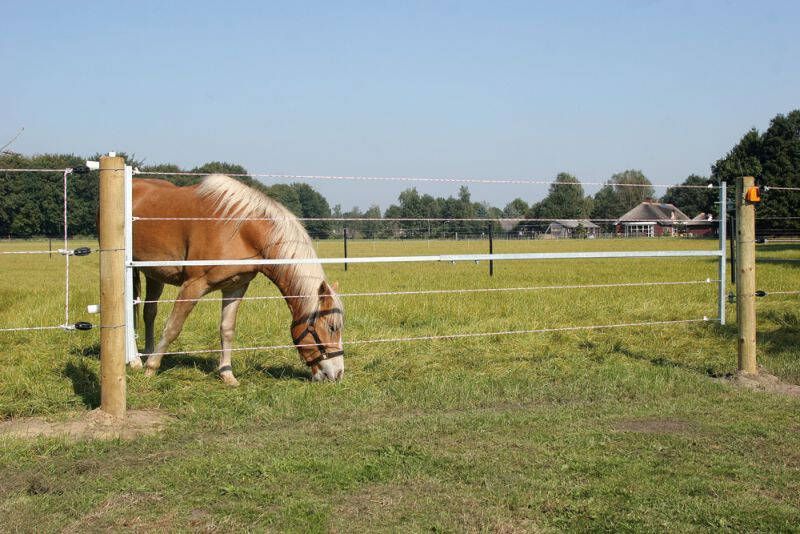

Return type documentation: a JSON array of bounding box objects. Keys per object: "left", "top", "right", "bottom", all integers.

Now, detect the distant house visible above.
[
  {"left": 544, "top": 219, "right": 600, "bottom": 239},
  {"left": 683, "top": 213, "right": 717, "bottom": 237},
  {"left": 615, "top": 201, "right": 690, "bottom": 237}
]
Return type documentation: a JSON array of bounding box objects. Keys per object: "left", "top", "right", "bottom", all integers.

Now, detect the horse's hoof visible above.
[
  {"left": 220, "top": 373, "right": 240, "bottom": 387},
  {"left": 129, "top": 357, "right": 143, "bottom": 369},
  {"left": 144, "top": 367, "right": 157, "bottom": 377}
]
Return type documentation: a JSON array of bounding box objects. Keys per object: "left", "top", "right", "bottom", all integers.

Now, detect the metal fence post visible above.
[{"left": 718, "top": 181, "right": 726, "bottom": 325}]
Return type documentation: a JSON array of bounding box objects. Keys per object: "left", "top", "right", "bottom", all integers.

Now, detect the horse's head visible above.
[{"left": 290, "top": 280, "right": 344, "bottom": 381}]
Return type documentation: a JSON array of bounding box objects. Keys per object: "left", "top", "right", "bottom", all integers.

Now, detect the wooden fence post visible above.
[
  {"left": 99, "top": 154, "right": 127, "bottom": 418},
  {"left": 735, "top": 175, "right": 757, "bottom": 375}
]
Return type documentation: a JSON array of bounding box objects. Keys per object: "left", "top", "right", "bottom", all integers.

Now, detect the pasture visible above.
[{"left": 1, "top": 237, "right": 799, "bottom": 531}]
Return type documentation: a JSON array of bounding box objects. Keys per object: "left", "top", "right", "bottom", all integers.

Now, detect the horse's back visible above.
[{"left": 132, "top": 177, "right": 262, "bottom": 286}]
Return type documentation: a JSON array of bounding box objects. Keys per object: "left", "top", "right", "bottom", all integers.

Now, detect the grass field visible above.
[{"left": 1, "top": 237, "right": 799, "bottom": 532}]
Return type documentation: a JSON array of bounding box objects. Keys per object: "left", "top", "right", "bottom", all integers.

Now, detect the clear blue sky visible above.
[{"left": 1, "top": 1, "right": 797, "bottom": 211}]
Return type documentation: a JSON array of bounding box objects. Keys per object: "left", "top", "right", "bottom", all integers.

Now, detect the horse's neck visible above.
[
  {"left": 263, "top": 267, "right": 310, "bottom": 319},
  {"left": 255, "top": 224, "right": 319, "bottom": 320}
]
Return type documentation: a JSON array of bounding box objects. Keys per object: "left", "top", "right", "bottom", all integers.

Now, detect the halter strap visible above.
[{"left": 291, "top": 307, "right": 344, "bottom": 366}]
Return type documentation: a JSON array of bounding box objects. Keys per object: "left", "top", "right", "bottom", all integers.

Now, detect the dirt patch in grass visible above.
[
  {"left": 723, "top": 371, "right": 800, "bottom": 397},
  {"left": 0, "top": 409, "right": 172, "bottom": 440},
  {"left": 613, "top": 418, "right": 697, "bottom": 435}
]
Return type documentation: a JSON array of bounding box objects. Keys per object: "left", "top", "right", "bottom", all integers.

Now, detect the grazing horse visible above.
[{"left": 132, "top": 174, "right": 344, "bottom": 385}]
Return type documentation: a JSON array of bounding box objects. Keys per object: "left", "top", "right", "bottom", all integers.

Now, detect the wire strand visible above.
[
  {"left": 134, "top": 169, "right": 718, "bottom": 189},
  {"left": 132, "top": 215, "right": 718, "bottom": 223},
  {"left": 137, "top": 317, "right": 711, "bottom": 357},
  {"left": 0, "top": 167, "right": 74, "bottom": 173},
  {"left": 0, "top": 324, "right": 73, "bottom": 333},
  {"left": 136, "top": 279, "right": 718, "bottom": 305}
]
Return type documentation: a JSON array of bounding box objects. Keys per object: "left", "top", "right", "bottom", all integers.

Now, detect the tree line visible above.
[{"left": 1, "top": 109, "right": 797, "bottom": 238}]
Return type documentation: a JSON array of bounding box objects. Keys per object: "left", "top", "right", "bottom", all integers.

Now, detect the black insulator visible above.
[
  {"left": 755, "top": 238, "right": 767, "bottom": 244},
  {"left": 755, "top": 290, "right": 766, "bottom": 297},
  {"left": 74, "top": 321, "right": 93, "bottom": 331},
  {"left": 73, "top": 247, "right": 92, "bottom": 256},
  {"left": 72, "top": 165, "right": 91, "bottom": 174}
]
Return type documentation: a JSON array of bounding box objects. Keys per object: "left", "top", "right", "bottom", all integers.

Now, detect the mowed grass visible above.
[{"left": 1, "top": 237, "right": 799, "bottom": 532}]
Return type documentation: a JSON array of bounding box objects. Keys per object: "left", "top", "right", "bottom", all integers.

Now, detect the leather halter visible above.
[{"left": 291, "top": 307, "right": 344, "bottom": 367}]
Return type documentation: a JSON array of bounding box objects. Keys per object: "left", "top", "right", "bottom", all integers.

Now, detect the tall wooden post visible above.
[
  {"left": 735, "top": 176, "right": 757, "bottom": 375},
  {"left": 99, "top": 154, "right": 127, "bottom": 418}
]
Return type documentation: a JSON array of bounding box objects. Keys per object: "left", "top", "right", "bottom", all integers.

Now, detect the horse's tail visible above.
[{"left": 132, "top": 268, "right": 141, "bottom": 330}]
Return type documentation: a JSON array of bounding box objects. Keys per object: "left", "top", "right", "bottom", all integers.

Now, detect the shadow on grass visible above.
[
  {"left": 158, "top": 353, "right": 219, "bottom": 374},
  {"left": 610, "top": 343, "right": 720, "bottom": 376},
  {"left": 69, "top": 343, "right": 99, "bottom": 359},
  {"left": 758, "top": 310, "right": 800, "bottom": 373},
  {"left": 62, "top": 361, "right": 99, "bottom": 409},
  {"left": 254, "top": 363, "right": 310, "bottom": 381}
]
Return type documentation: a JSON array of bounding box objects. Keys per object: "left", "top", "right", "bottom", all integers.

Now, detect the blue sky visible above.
[{"left": 1, "top": 1, "right": 797, "bottom": 211}]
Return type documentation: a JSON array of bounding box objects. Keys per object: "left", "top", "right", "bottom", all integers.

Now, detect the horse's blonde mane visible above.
[{"left": 196, "top": 174, "right": 341, "bottom": 318}]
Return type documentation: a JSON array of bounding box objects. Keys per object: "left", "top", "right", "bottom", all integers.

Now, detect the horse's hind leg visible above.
[
  {"left": 145, "top": 278, "right": 208, "bottom": 377},
  {"left": 218, "top": 283, "right": 249, "bottom": 387}
]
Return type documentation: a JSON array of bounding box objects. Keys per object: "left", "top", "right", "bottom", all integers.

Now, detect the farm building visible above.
[
  {"left": 682, "top": 212, "right": 717, "bottom": 237},
  {"left": 544, "top": 219, "right": 600, "bottom": 238},
  {"left": 615, "top": 201, "right": 690, "bottom": 237}
]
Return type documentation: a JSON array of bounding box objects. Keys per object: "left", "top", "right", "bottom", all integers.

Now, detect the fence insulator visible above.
[
  {"left": 727, "top": 292, "right": 736, "bottom": 303},
  {"left": 74, "top": 321, "right": 93, "bottom": 331},
  {"left": 755, "top": 238, "right": 767, "bottom": 244},
  {"left": 755, "top": 290, "right": 766, "bottom": 297},
  {"left": 73, "top": 247, "right": 92, "bottom": 256}
]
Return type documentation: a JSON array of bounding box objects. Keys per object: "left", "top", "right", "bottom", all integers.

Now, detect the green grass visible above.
[{"left": 1, "top": 237, "right": 799, "bottom": 532}]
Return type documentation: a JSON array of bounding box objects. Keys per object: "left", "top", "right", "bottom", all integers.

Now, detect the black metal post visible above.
[
  {"left": 488, "top": 223, "right": 494, "bottom": 277},
  {"left": 729, "top": 215, "right": 735, "bottom": 284},
  {"left": 343, "top": 226, "right": 348, "bottom": 271}
]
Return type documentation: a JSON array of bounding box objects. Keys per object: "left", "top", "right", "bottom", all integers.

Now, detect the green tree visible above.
[
  {"left": 264, "top": 183, "right": 303, "bottom": 216},
  {"left": 292, "top": 183, "right": 332, "bottom": 238},
  {"left": 712, "top": 110, "right": 800, "bottom": 233},
  {"left": 660, "top": 175, "right": 715, "bottom": 218},
  {"left": 528, "top": 173, "right": 589, "bottom": 219},
  {"left": 611, "top": 170, "right": 655, "bottom": 214},
  {"left": 503, "top": 198, "right": 529, "bottom": 218},
  {"left": 361, "top": 205, "right": 383, "bottom": 238},
  {"left": 591, "top": 170, "right": 655, "bottom": 221}
]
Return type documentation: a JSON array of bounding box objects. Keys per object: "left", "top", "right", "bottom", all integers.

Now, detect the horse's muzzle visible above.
[{"left": 313, "top": 356, "right": 344, "bottom": 382}]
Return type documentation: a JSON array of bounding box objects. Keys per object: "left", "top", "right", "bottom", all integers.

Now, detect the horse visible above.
[{"left": 131, "top": 174, "right": 344, "bottom": 386}]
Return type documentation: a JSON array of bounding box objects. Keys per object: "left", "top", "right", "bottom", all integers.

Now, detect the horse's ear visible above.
[{"left": 319, "top": 280, "right": 331, "bottom": 297}]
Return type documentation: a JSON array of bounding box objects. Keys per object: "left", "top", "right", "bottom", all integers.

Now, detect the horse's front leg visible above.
[
  {"left": 145, "top": 278, "right": 208, "bottom": 377},
  {"left": 134, "top": 277, "right": 164, "bottom": 369},
  {"left": 218, "top": 284, "right": 249, "bottom": 387}
]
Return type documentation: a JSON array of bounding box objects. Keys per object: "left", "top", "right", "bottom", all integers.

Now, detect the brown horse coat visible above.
[{"left": 132, "top": 175, "right": 344, "bottom": 385}]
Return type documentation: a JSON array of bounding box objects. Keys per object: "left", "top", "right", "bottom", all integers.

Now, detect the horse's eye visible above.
[{"left": 328, "top": 323, "right": 338, "bottom": 333}]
